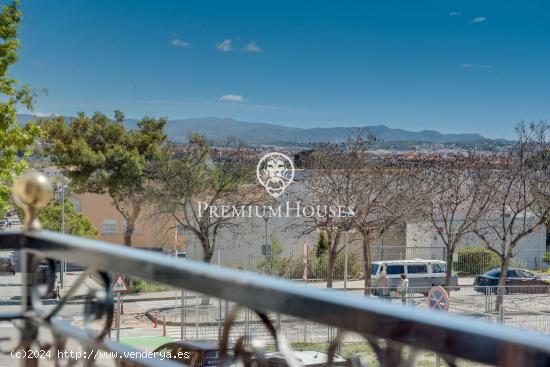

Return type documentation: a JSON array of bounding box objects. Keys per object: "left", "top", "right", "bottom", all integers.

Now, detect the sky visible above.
[{"left": 11, "top": 0, "right": 550, "bottom": 139}]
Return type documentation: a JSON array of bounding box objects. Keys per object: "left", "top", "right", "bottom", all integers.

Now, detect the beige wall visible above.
[{"left": 78, "top": 192, "right": 186, "bottom": 253}]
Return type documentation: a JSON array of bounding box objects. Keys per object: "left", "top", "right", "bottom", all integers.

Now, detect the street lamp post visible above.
[
  {"left": 344, "top": 227, "right": 349, "bottom": 292},
  {"left": 263, "top": 216, "right": 269, "bottom": 274},
  {"left": 57, "top": 179, "right": 67, "bottom": 290},
  {"left": 341, "top": 210, "right": 354, "bottom": 293}
]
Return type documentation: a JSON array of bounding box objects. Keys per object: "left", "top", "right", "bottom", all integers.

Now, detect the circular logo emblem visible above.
[{"left": 256, "top": 152, "right": 295, "bottom": 198}]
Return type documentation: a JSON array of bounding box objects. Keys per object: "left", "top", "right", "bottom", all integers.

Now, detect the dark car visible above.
[
  {"left": 0, "top": 257, "right": 15, "bottom": 275},
  {"left": 474, "top": 268, "right": 550, "bottom": 294},
  {"left": 266, "top": 351, "right": 347, "bottom": 367},
  {"left": 153, "top": 340, "right": 234, "bottom": 366}
]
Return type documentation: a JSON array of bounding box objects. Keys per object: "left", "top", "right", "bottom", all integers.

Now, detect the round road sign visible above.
[{"left": 427, "top": 286, "right": 449, "bottom": 311}]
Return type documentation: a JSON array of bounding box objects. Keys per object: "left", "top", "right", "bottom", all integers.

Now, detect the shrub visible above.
[
  {"left": 454, "top": 247, "right": 500, "bottom": 276},
  {"left": 130, "top": 278, "right": 171, "bottom": 293},
  {"left": 543, "top": 252, "right": 550, "bottom": 264}
]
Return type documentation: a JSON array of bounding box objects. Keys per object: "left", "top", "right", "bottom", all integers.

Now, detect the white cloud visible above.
[
  {"left": 219, "top": 94, "right": 245, "bottom": 102},
  {"left": 470, "top": 16, "right": 487, "bottom": 23},
  {"left": 171, "top": 38, "right": 190, "bottom": 48},
  {"left": 216, "top": 39, "right": 233, "bottom": 52},
  {"left": 244, "top": 42, "right": 263, "bottom": 53},
  {"left": 448, "top": 10, "right": 461, "bottom": 17},
  {"left": 461, "top": 63, "right": 493, "bottom": 69}
]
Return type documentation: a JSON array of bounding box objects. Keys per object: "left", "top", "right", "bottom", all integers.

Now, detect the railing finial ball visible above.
[{"left": 12, "top": 171, "right": 52, "bottom": 231}]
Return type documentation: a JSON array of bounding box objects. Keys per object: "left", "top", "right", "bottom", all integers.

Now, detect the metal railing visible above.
[{"left": 1, "top": 172, "right": 550, "bottom": 366}]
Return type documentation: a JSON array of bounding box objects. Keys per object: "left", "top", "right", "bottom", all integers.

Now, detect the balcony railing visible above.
[{"left": 1, "top": 172, "right": 550, "bottom": 366}]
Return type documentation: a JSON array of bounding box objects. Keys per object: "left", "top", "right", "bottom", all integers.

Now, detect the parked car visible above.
[
  {"left": 153, "top": 340, "right": 234, "bottom": 366},
  {"left": 0, "top": 220, "right": 7, "bottom": 230},
  {"left": 474, "top": 268, "right": 550, "bottom": 294},
  {"left": 170, "top": 252, "right": 186, "bottom": 259},
  {"left": 370, "top": 259, "right": 459, "bottom": 295},
  {"left": 266, "top": 351, "right": 347, "bottom": 367},
  {"left": 0, "top": 257, "right": 15, "bottom": 275}
]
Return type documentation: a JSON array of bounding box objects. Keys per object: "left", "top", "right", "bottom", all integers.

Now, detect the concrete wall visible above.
[{"left": 406, "top": 220, "right": 547, "bottom": 269}]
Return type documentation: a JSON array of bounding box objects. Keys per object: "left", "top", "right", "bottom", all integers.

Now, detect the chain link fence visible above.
[{"left": 207, "top": 245, "right": 548, "bottom": 281}]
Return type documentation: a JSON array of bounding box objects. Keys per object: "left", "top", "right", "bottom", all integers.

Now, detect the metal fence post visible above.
[
  {"left": 195, "top": 295, "right": 199, "bottom": 339},
  {"left": 181, "top": 289, "right": 185, "bottom": 341},
  {"left": 499, "top": 305, "right": 505, "bottom": 324},
  {"left": 408, "top": 347, "right": 415, "bottom": 367}
]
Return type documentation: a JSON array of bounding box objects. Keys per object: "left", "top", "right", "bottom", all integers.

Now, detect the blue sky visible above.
[{"left": 12, "top": 0, "right": 550, "bottom": 139}]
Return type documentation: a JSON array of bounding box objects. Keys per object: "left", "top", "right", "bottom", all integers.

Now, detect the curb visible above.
[{"left": 144, "top": 307, "right": 303, "bottom": 327}]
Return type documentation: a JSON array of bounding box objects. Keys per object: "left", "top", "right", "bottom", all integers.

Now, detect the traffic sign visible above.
[
  {"left": 427, "top": 286, "right": 449, "bottom": 311},
  {"left": 113, "top": 275, "right": 128, "bottom": 293}
]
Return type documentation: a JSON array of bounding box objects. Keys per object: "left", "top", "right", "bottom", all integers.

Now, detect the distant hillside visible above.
[{"left": 18, "top": 114, "right": 487, "bottom": 145}]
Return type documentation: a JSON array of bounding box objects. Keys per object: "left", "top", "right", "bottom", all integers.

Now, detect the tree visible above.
[
  {"left": 420, "top": 155, "right": 494, "bottom": 288},
  {"left": 256, "top": 232, "right": 289, "bottom": 276},
  {"left": 353, "top": 162, "right": 419, "bottom": 295},
  {"left": 0, "top": 1, "right": 39, "bottom": 212},
  {"left": 39, "top": 199, "right": 97, "bottom": 237},
  {"left": 149, "top": 134, "right": 264, "bottom": 263},
  {"left": 316, "top": 230, "right": 329, "bottom": 257},
  {"left": 474, "top": 121, "right": 550, "bottom": 310},
  {"left": 40, "top": 111, "right": 166, "bottom": 247},
  {"left": 295, "top": 135, "right": 365, "bottom": 288}
]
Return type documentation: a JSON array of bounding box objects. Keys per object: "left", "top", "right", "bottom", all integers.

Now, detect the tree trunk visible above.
[
  {"left": 495, "top": 256, "right": 510, "bottom": 311},
  {"left": 327, "top": 253, "right": 335, "bottom": 288},
  {"left": 444, "top": 246, "right": 454, "bottom": 289},
  {"left": 200, "top": 236, "right": 213, "bottom": 305},
  {"left": 122, "top": 205, "right": 140, "bottom": 290},
  {"left": 124, "top": 218, "right": 135, "bottom": 247},
  {"left": 326, "top": 230, "right": 341, "bottom": 289},
  {"left": 362, "top": 234, "right": 372, "bottom": 296}
]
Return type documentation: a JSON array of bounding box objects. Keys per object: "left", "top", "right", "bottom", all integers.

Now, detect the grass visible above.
[
  {"left": 130, "top": 278, "right": 173, "bottom": 293},
  {"left": 120, "top": 336, "right": 173, "bottom": 350}
]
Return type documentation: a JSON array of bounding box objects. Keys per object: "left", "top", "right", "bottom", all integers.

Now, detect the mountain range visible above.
[{"left": 18, "top": 114, "right": 488, "bottom": 146}]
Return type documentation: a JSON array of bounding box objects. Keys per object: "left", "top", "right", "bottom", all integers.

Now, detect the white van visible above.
[{"left": 371, "top": 259, "right": 459, "bottom": 295}]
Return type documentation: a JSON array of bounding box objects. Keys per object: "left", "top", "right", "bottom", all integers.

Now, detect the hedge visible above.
[{"left": 454, "top": 247, "right": 500, "bottom": 276}]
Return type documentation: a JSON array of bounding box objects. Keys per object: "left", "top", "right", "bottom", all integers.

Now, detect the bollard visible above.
[
  {"left": 153, "top": 312, "right": 158, "bottom": 328},
  {"left": 162, "top": 316, "right": 167, "bottom": 337}
]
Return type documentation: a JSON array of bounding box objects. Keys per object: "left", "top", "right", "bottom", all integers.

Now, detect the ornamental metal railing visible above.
[{"left": 1, "top": 171, "right": 550, "bottom": 366}]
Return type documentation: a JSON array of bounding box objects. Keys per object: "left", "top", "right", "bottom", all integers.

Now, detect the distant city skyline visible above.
[{"left": 13, "top": 1, "right": 550, "bottom": 139}]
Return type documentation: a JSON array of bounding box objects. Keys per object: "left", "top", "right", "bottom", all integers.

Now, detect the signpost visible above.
[
  {"left": 427, "top": 286, "right": 450, "bottom": 367},
  {"left": 113, "top": 275, "right": 128, "bottom": 342}
]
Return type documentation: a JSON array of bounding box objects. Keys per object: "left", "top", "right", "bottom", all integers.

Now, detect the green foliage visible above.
[
  {"left": 257, "top": 235, "right": 362, "bottom": 280},
  {"left": 0, "top": 1, "right": 40, "bottom": 212},
  {"left": 543, "top": 252, "right": 550, "bottom": 264},
  {"left": 38, "top": 199, "right": 97, "bottom": 238},
  {"left": 454, "top": 247, "right": 501, "bottom": 276},
  {"left": 257, "top": 232, "right": 290, "bottom": 276},
  {"left": 130, "top": 278, "right": 171, "bottom": 293},
  {"left": 316, "top": 231, "right": 329, "bottom": 257},
  {"left": 41, "top": 112, "right": 166, "bottom": 197},
  {"left": 307, "top": 251, "right": 362, "bottom": 280}
]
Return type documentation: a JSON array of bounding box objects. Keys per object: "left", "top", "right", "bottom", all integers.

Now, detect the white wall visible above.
[{"left": 406, "top": 220, "right": 547, "bottom": 269}]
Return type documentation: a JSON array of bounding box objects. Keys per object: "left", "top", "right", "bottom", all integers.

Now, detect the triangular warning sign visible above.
[{"left": 113, "top": 275, "right": 128, "bottom": 292}]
